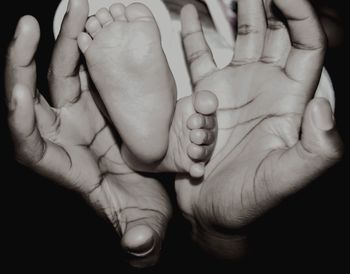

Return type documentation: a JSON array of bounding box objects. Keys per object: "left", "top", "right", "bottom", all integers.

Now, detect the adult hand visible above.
[
  {"left": 176, "top": 0, "right": 343, "bottom": 259},
  {"left": 5, "top": 0, "right": 171, "bottom": 268}
]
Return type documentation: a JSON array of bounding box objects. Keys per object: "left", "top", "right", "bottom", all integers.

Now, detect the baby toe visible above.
[
  {"left": 187, "top": 112, "right": 217, "bottom": 131},
  {"left": 96, "top": 8, "right": 113, "bottom": 27},
  {"left": 187, "top": 113, "right": 205, "bottom": 130},
  {"left": 194, "top": 90, "right": 218, "bottom": 115},
  {"left": 203, "top": 115, "right": 217, "bottom": 129},
  {"left": 85, "top": 16, "right": 101, "bottom": 37},
  {"left": 77, "top": 32, "right": 92, "bottom": 53},
  {"left": 125, "top": 3, "right": 155, "bottom": 22},
  {"left": 110, "top": 3, "right": 127, "bottom": 21},
  {"left": 190, "top": 129, "right": 215, "bottom": 145},
  {"left": 190, "top": 163, "right": 205, "bottom": 178},
  {"left": 187, "top": 143, "right": 210, "bottom": 161}
]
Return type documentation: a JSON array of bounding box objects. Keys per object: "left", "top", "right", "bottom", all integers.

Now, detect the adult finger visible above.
[
  {"left": 181, "top": 4, "right": 217, "bottom": 86},
  {"left": 266, "top": 97, "right": 342, "bottom": 199},
  {"left": 232, "top": 0, "right": 267, "bottom": 65},
  {"left": 261, "top": 0, "right": 290, "bottom": 66},
  {"left": 273, "top": 0, "right": 327, "bottom": 92},
  {"left": 48, "top": 0, "right": 89, "bottom": 107},
  {"left": 96, "top": 173, "right": 172, "bottom": 268},
  {"left": 5, "top": 15, "right": 40, "bottom": 99}
]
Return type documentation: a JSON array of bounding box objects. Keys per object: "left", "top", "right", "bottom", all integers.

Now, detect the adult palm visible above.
[
  {"left": 175, "top": 0, "right": 342, "bottom": 257},
  {"left": 5, "top": 0, "right": 170, "bottom": 268}
]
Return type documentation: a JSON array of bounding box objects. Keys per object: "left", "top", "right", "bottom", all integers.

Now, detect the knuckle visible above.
[
  {"left": 237, "top": 24, "right": 260, "bottom": 35},
  {"left": 187, "top": 49, "right": 210, "bottom": 64},
  {"left": 267, "top": 18, "right": 285, "bottom": 30}
]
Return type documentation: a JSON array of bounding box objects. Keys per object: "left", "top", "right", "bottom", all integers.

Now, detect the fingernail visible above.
[
  {"left": 312, "top": 98, "right": 335, "bottom": 131},
  {"left": 123, "top": 226, "right": 156, "bottom": 257},
  {"left": 127, "top": 235, "right": 155, "bottom": 257}
]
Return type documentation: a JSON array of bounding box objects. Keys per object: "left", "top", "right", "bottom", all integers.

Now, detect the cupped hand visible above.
[
  {"left": 5, "top": 0, "right": 171, "bottom": 268},
  {"left": 175, "top": 0, "right": 343, "bottom": 259}
]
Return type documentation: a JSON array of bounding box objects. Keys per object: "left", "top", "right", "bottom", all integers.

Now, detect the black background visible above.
[{"left": 1, "top": 0, "right": 348, "bottom": 272}]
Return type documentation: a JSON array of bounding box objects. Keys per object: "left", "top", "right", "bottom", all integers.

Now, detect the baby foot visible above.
[
  {"left": 123, "top": 90, "right": 219, "bottom": 178},
  {"left": 78, "top": 3, "right": 176, "bottom": 164}
]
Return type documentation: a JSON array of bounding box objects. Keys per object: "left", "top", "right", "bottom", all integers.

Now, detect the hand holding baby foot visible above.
[
  {"left": 122, "top": 89, "right": 219, "bottom": 178},
  {"left": 176, "top": 0, "right": 343, "bottom": 259},
  {"left": 78, "top": 3, "right": 218, "bottom": 178},
  {"left": 5, "top": 0, "right": 171, "bottom": 268}
]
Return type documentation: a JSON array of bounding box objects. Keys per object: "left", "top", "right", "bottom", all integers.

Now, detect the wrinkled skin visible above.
[{"left": 175, "top": 0, "right": 343, "bottom": 258}]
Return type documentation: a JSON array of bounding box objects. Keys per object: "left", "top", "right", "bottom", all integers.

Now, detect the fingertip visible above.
[
  {"left": 12, "top": 15, "right": 40, "bottom": 63},
  {"left": 122, "top": 225, "right": 156, "bottom": 257},
  {"left": 273, "top": 0, "right": 311, "bottom": 19},
  {"left": 273, "top": 0, "right": 326, "bottom": 48},
  {"left": 311, "top": 97, "right": 334, "bottom": 131},
  {"left": 16, "top": 15, "right": 40, "bottom": 38},
  {"left": 60, "top": 0, "right": 89, "bottom": 38},
  {"left": 180, "top": 4, "right": 199, "bottom": 34},
  {"left": 67, "top": 0, "right": 89, "bottom": 16},
  {"left": 301, "top": 98, "right": 343, "bottom": 163},
  {"left": 181, "top": 3, "right": 197, "bottom": 17}
]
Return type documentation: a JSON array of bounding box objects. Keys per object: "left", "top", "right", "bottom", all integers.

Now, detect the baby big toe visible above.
[
  {"left": 110, "top": 3, "right": 127, "bottom": 21},
  {"left": 194, "top": 90, "right": 218, "bottom": 115},
  {"left": 125, "top": 3, "right": 155, "bottom": 22},
  {"left": 85, "top": 16, "right": 101, "bottom": 37},
  {"left": 95, "top": 8, "right": 113, "bottom": 27}
]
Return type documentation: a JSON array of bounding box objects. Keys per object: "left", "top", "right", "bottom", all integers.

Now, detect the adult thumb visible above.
[
  {"left": 270, "top": 97, "right": 343, "bottom": 197},
  {"left": 122, "top": 223, "right": 161, "bottom": 268}
]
